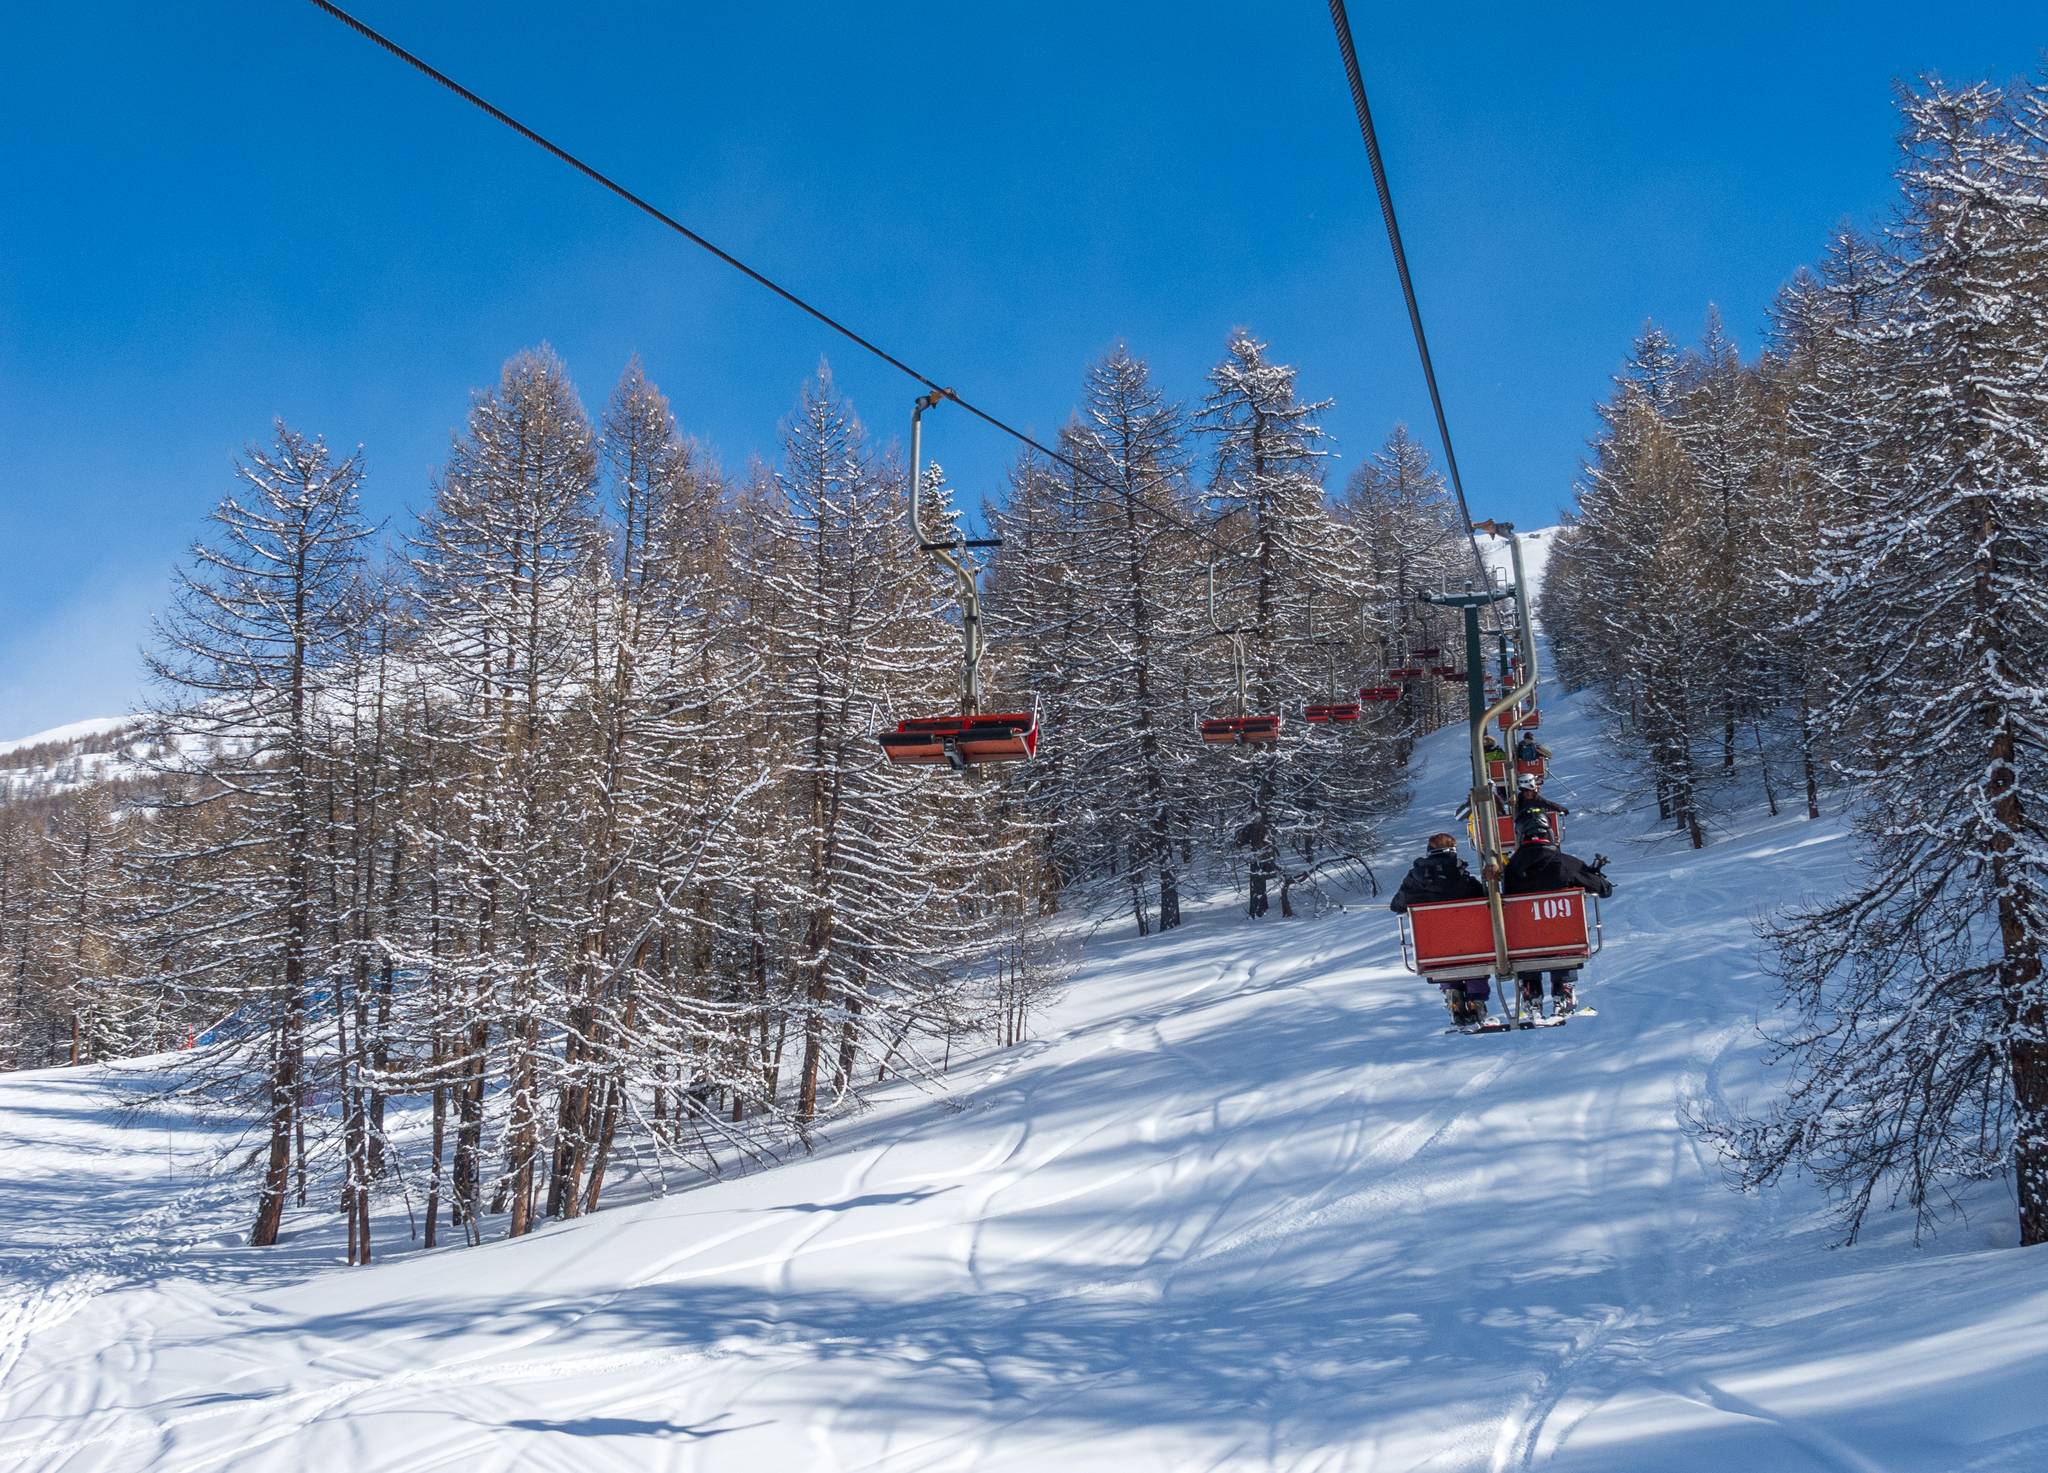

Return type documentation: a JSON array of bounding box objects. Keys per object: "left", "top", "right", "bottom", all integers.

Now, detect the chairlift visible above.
[
  {"left": 1197, "top": 561, "right": 1283, "bottom": 747},
  {"left": 1201, "top": 714, "right": 1283, "bottom": 745},
  {"left": 1360, "top": 684, "right": 1402, "bottom": 703},
  {"left": 1301, "top": 601, "right": 1362, "bottom": 724},
  {"left": 1397, "top": 889, "right": 1602, "bottom": 983},
  {"left": 877, "top": 391, "right": 1040, "bottom": 771},
  {"left": 881, "top": 712, "right": 1040, "bottom": 766},
  {"left": 1388, "top": 665, "right": 1424, "bottom": 680}
]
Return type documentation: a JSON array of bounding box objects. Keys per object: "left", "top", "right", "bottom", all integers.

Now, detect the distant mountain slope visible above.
[{"left": 0, "top": 715, "right": 151, "bottom": 804}]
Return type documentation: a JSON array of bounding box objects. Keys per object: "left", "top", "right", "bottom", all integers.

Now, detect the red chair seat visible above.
[
  {"left": 879, "top": 711, "right": 1039, "bottom": 767},
  {"left": 1200, "top": 714, "right": 1282, "bottom": 745}
]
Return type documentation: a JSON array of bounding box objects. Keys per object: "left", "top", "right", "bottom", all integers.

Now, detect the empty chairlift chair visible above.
[
  {"left": 876, "top": 390, "right": 1040, "bottom": 773},
  {"left": 1198, "top": 561, "right": 1283, "bottom": 749},
  {"left": 1201, "top": 713, "right": 1283, "bottom": 745},
  {"left": 1303, "top": 641, "right": 1361, "bottom": 724},
  {"left": 880, "top": 710, "right": 1040, "bottom": 768}
]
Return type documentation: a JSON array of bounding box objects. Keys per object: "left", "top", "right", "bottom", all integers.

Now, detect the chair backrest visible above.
[{"left": 1401, "top": 889, "right": 1595, "bottom": 979}]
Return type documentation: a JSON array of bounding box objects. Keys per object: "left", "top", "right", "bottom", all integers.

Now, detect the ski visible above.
[
  {"left": 1444, "top": 1006, "right": 1598, "bottom": 1035},
  {"left": 1518, "top": 1006, "right": 1598, "bottom": 1029}
]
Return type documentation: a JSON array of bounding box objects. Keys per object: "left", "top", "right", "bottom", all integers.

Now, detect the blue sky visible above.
[{"left": 1, "top": 2, "right": 2040, "bottom": 738}]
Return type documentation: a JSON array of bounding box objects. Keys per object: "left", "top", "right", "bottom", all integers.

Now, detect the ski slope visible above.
[{"left": 3, "top": 616, "right": 2045, "bottom": 1470}]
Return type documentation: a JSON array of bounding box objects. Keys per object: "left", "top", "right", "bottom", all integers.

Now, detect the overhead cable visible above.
[
  {"left": 1325, "top": 0, "right": 1490, "bottom": 583},
  {"left": 302, "top": 0, "right": 1248, "bottom": 560}
]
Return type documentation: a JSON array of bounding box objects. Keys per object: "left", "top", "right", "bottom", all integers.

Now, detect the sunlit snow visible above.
[{"left": 0, "top": 548, "right": 2041, "bottom": 1471}]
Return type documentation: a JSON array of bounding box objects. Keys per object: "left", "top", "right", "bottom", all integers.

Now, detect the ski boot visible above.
[
  {"left": 1518, "top": 981, "right": 1547, "bottom": 1024},
  {"left": 1552, "top": 982, "right": 1576, "bottom": 1017}
]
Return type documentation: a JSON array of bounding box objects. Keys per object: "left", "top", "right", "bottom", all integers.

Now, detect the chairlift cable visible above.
[
  {"left": 301, "top": 0, "right": 1247, "bottom": 564},
  {"left": 1325, "top": 0, "right": 1491, "bottom": 585}
]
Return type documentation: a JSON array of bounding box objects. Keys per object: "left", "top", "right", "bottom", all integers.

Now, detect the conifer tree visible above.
[
  {"left": 140, "top": 421, "right": 375, "bottom": 1247},
  {"left": 1198, "top": 331, "right": 1377, "bottom": 915},
  {"left": 406, "top": 345, "right": 601, "bottom": 1239},
  {"left": 1714, "top": 79, "right": 2048, "bottom": 1244}
]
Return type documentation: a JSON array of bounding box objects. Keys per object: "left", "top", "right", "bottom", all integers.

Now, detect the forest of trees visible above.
[
  {"left": 1544, "top": 77, "right": 2048, "bottom": 1244},
  {"left": 0, "top": 333, "right": 1474, "bottom": 1257}
]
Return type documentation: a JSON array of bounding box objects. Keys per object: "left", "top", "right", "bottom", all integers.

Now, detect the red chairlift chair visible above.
[
  {"left": 880, "top": 710, "right": 1040, "bottom": 767},
  {"left": 1198, "top": 562, "right": 1283, "bottom": 749},
  {"left": 876, "top": 391, "right": 1039, "bottom": 773},
  {"left": 1200, "top": 713, "right": 1283, "bottom": 745},
  {"left": 1397, "top": 889, "right": 1602, "bottom": 983}
]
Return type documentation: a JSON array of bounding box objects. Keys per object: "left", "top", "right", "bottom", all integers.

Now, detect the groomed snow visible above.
[{"left": 1, "top": 613, "right": 2044, "bottom": 1471}]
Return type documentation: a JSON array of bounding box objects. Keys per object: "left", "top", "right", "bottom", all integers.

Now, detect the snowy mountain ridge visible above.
[
  {"left": 0, "top": 715, "right": 152, "bottom": 804},
  {"left": 0, "top": 716, "right": 137, "bottom": 757}
]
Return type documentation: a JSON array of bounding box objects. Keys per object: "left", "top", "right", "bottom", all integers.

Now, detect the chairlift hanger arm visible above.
[
  {"left": 909, "top": 393, "right": 989, "bottom": 715},
  {"left": 1204, "top": 560, "right": 1250, "bottom": 638}
]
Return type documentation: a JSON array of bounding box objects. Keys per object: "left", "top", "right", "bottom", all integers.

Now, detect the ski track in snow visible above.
[{"left": 3, "top": 561, "right": 2046, "bottom": 1470}]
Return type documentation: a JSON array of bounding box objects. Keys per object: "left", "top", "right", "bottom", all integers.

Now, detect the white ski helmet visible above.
[{"left": 1516, "top": 773, "right": 1539, "bottom": 790}]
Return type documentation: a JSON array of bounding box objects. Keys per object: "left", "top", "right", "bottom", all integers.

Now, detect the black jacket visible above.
[
  {"left": 1389, "top": 850, "right": 1487, "bottom": 912},
  {"left": 1500, "top": 843, "right": 1613, "bottom": 899},
  {"left": 1516, "top": 789, "right": 1568, "bottom": 819}
]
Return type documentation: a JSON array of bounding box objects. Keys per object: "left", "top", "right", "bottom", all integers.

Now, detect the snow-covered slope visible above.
[
  {"left": 0, "top": 715, "right": 151, "bottom": 803},
  {"left": 1479, "top": 524, "right": 1558, "bottom": 613},
  {"left": 2, "top": 638, "right": 2044, "bottom": 1471}
]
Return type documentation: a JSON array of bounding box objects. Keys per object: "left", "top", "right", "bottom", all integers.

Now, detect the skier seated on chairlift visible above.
[
  {"left": 1389, "top": 833, "right": 1491, "bottom": 1025},
  {"left": 1499, "top": 821, "right": 1613, "bottom": 1018},
  {"left": 1513, "top": 771, "right": 1567, "bottom": 829},
  {"left": 1515, "top": 732, "right": 1551, "bottom": 765},
  {"left": 1483, "top": 733, "right": 1508, "bottom": 767}
]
